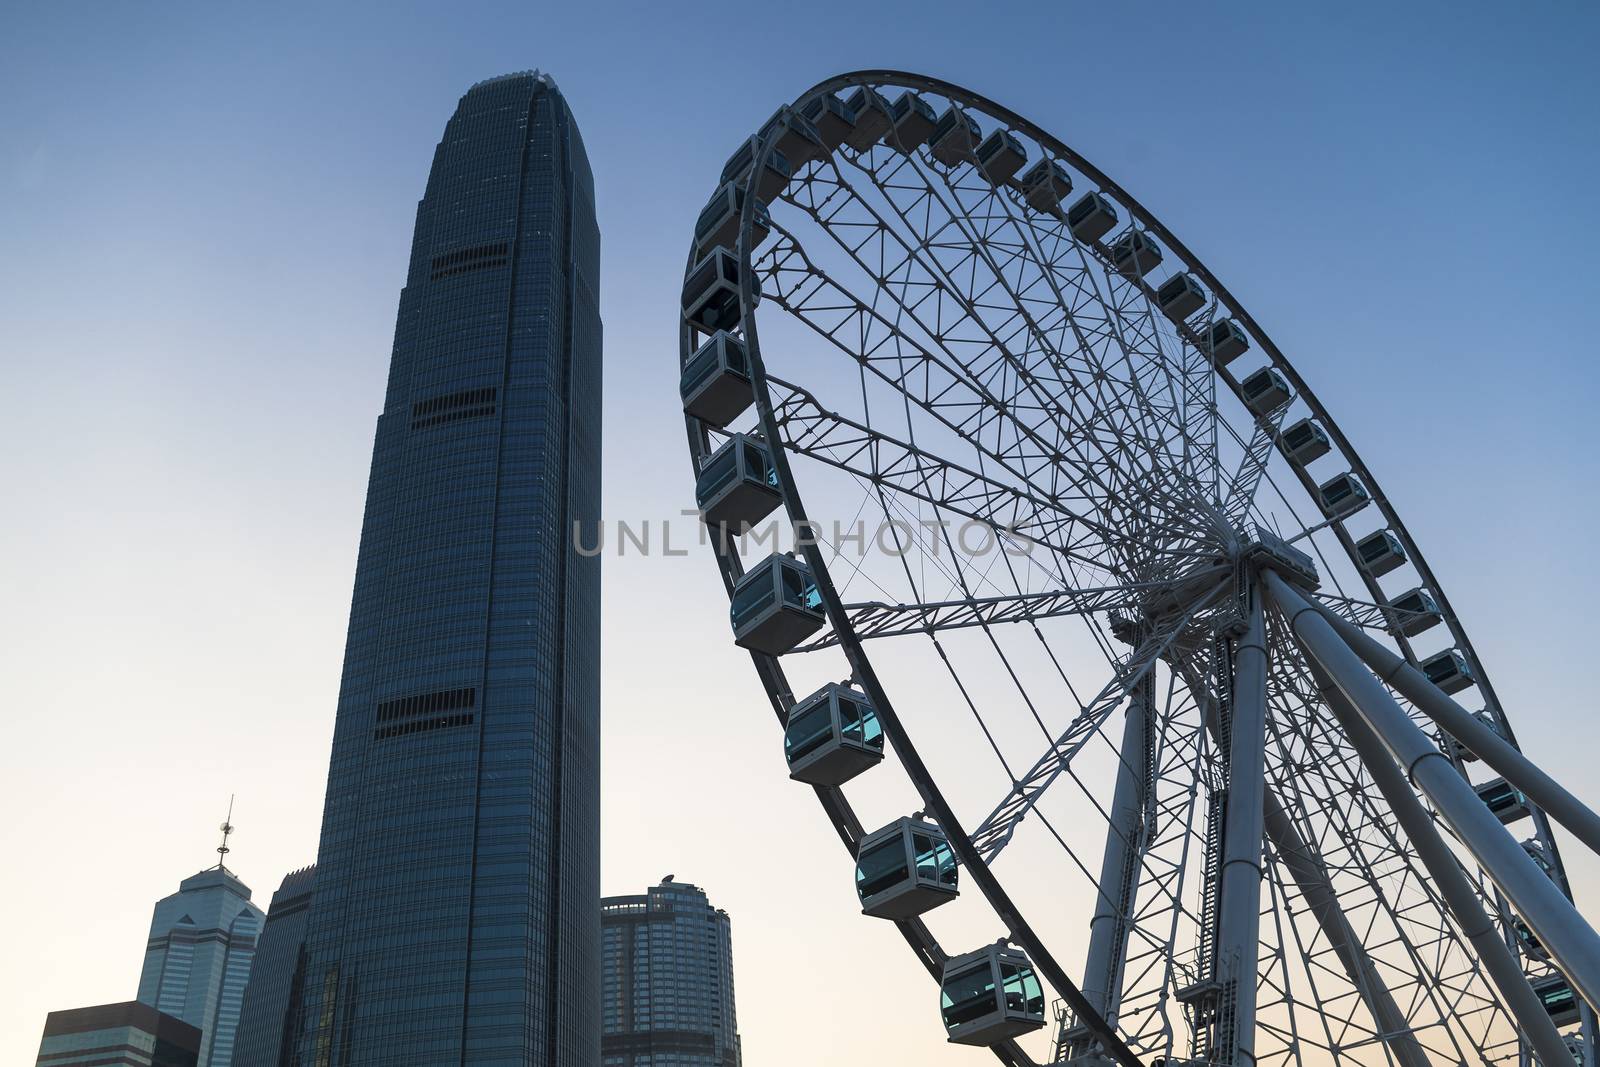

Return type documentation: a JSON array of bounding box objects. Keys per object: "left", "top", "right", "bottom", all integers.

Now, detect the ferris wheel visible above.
[{"left": 677, "top": 71, "right": 1600, "bottom": 1067}]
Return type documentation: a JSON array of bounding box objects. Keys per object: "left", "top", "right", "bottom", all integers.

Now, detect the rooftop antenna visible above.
[{"left": 214, "top": 795, "right": 236, "bottom": 871}]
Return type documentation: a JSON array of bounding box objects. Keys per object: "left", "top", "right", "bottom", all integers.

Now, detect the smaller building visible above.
[
  {"left": 601, "top": 878, "right": 741, "bottom": 1067},
  {"left": 231, "top": 865, "right": 315, "bottom": 1067},
  {"left": 36, "top": 1001, "right": 201, "bottom": 1067}
]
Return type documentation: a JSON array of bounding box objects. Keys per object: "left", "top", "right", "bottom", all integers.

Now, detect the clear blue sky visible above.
[{"left": 2, "top": 2, "right": 1596, "bottom": 1064}]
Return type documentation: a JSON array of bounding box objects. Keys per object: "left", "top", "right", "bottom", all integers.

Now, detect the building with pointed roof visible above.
[{"left": 135, "top": 865, "right": 262, "bottom": 1067}]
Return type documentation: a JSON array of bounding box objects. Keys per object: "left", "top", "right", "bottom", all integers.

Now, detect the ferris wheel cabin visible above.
[
  {"left": 1317, "top": 471, "right": 1370, "bottom": 520},
  {"left": 939, "top": 944, "right": 1047, "bottom": 1045},
  {"left": 1018, "top": 158, "right": 1073, "bottom": 217},
  {"left": 758, "top": 106, "right": 825, "bottom": 169},
  {"left": 1522, "top": 838, "right": 1557, "bottom": 881},
  {"left": 976, "top": 129, "right": 1028, "bottom": 184},
  {"left": 842, "top": 86, "right": 893, "bottom": 150},
  {"left": 855, "top": 816, "right": 959, "bottom": 919},
  {"left": 1110, "top": 229, "right": 1164, "bottom": 278},
  {"left": 930, "top": 105, "right": 982, "bottom": 165},
  {"left": 888, "top": 92, "right": 938, "bottom": 152},
  {"left": 1356, "top": 528, "right": 1408, "bottom": 576},
  {"left": 695, "top": 433, "right": 781, "bottom": 534},
  {"left": 1421, "top": 647, "right": 1475, "bottom": 695},
  {"left": 1516, "top": 915, "right": 1550, "bottom": 961},
  {"left": 1532, "top": 973, "right": 1581, "bottom": 1028},
  {"left": 1473, "top": 777, "right": 1529, "bottom": 824},
  {"left": 1281, "top": 418, "right": 1331, "bottom": 466},
  {"left": 1066, "top": 191, "right": 1119, "bottom": 243},
  {"left": 801, "top": 93, "right": 858, "bottom": 152},
  {"left": 694, "top": 182, "right": 771, "bottom": 261},
  {"left": 1157, "top": 272, "right": 1207, "bottom": 320},
  {"left": 784, "top": 682, "right": 884, "bottom": 786},
  {"left": 680, "top": 330, "right": 752, "bottom": 427},
  {"left": 682, "top": 249, "right": 760, "bottom": 335},
  {"left": 1241, "top": 366, "right": 1293, "bottom": 416},
  {"left": 730, "top": 553, "right": 825, "bottom": 655},
  {"left": 1202, "top": 318, "right": 1251, "bottom": 366},
  {"left": 1386, "top": 587, "right": 1442, "bottom": 637},
  {"left": 721, "top": 136, "right": 794, "bottom": 203},
  {"left": 1444, "top": 709, "right": 1501, "bottom": 764}
]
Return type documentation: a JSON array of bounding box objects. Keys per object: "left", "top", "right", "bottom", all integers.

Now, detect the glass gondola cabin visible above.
[
  {"left": 720, "top": 136, "right": 793, "bottom": 203},
  {"left": 1318, "top": 471, "right": 1370, "bottom": 520},
  {"left": 1241, "top": 367, "right": 1293, "bottom": 416},
  {"left": 784, "top": 682, "right": 884, "bottom": 786},
  {"left": 1474, "top": 776, "right": 1529, "bottom": 824},
  {"left": 1110, "top": 229, "right": 1163, "bottom": 277},
  {"left": 888, "top": 92, "right": 938, "bottom": 151},
  {"left": 843, "top": 86, "right": 892, "bottom": 150},
  {"left": 695, "top": 433, "right": 781, "bottom": 535},
  {"left": 1532, "top": 973, "right": 1581, "bottom": 1027},
  {"left": 758, "top": 106, "right": 825, "bottom": 169},
  {"left": 1387, "top": 587, "right": 1442, "bottom": 637},
  {"left": 680, "top": 330, "right": 752, "bottom": 427},
  {"left": 1066, "top": 192, "right": 1118, "bottom": 243},
  {"left": 1281, "top": 418, "right": 1331, "bottom": 466},
  {"left": 1019, "top": 158, "right": 1072, "bottom": 217},
  {"left": 1156, "top": 272, "right": 1206, "bottom": 321},
  {"left": 1203, "top": 318, "right": 1250, "bottom": 366},
  {"left": 855, "top": 816, "right": 958, "bottom": 919},
  {"left": 1522, "top": 838, "right": 1556, "bottom": 880},
  {"left": 682, "top": 249, "right": 760, "bottom": 335},
  {"left": 940, "top": 945, "right": 1047, "bottom": 1046},
  {"left": 1421, "top": 647, "right": 1475, "bottom": 695},
  {"left": 1515, "top": 915, "right": 1550, "bottom": 961},
  {"left": 730, "top": 553, "right": 825, "bottom": 655},
  {"left": 976, "top": 129, "right": 1028, "bottom": 184},
  {"left": 694, "top": 182, "right": 771, "bottom": 261},
  {"left": 1445, "top": 709, "right": 1499, "bottom": 764},
  {"left": 1356, "top": 529, "right": 1408, "bottom": 577},
  {"left": 929, "top": 105, "right": 981, "bottom": 165},
  {"left": 801, "top": 93, "right": 858, "bottom": 151}
]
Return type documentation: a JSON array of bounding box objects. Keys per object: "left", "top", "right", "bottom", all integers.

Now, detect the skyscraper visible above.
[
  {"left": 294, "top": 71, "right": 601, "bottom": 1064},
  {"left": 35, "top": 1002, "right": 202, "bottom": 1067},
  {"left": 231, "top": 866, "right": 315, "bottom": 1067},
  {"left": 135, "top": 868, "right": 263, "bottom": 1067},
  {"left": 600, "top": 879, "right": 741, "bottom": 1067}
]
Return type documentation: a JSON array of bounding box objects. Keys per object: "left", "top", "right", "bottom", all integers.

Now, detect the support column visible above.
[
  {"left": 1310, "top": 600, "right": 1600, "bottom": 858},
  {"left": 1306, "top": 659, "right": 1575, "bottom": 1067},
  {"left": 1079, "top": 670, "right": 1152, "bottom": 1033},
  {"left": 1265, "top": 568, "right": 1600, "bottom": 1014},
  {"left": 1215, "top": 590, "right": 1268, "bottom": 1067}
]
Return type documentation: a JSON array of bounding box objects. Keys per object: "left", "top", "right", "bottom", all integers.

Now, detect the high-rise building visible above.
[
  {"left": 293, "top": 70, "right": 601, "bottom": 1064},
  {"left": 136, "top": 867, "right": 263, "bottom": 1067},
  {"left": 37, "top": 1001, "right": 202, "bottom": 1067},
  {"left": 231, "top": 866, "right": 315, "bottom": 1067},
  {"left": 601, "top": 879, "right": 742, "bottom": 1067}
]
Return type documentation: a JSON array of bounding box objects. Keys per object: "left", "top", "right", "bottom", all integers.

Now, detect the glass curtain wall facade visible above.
[
  {"left": 135, "top": 869, "right": 263, "bottom": 1067},
  {"left": 232, "top": 866, "right": 316, "bottom": 1067},
  {"left": 600, "top": 881, "right": 741, "bottom": 1067},
  {"left": 294, "top": 70, "right": 601, "bottom": 1065}
]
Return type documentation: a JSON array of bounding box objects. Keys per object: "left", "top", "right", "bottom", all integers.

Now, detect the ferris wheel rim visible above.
[
  {"left": 780, "top": 69, "right": 1511, "bottom": 717},
  {"left": 682, "top": 69, "right": 1579, "bottom": 1063}
]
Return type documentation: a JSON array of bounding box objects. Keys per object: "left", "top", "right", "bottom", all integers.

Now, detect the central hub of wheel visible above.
[
  {"left": 1237, "top": 527, "right": 1320, "bottom": 591},
  {"left": 1111, "top": 529, "right": 1319, "bottom": 646}
]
